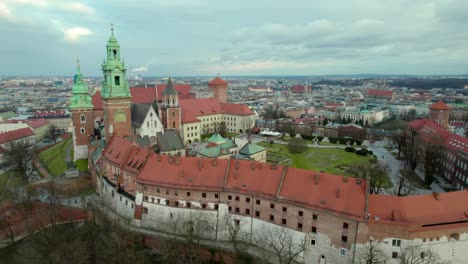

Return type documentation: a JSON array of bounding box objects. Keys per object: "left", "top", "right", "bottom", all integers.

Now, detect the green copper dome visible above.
[{"left": 70, "top": 59, "right": 93, "bottom": 109}]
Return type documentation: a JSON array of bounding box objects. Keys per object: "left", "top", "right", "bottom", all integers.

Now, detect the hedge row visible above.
[{"left": 329, "top": 137, "right": 363, "bottom": 146}]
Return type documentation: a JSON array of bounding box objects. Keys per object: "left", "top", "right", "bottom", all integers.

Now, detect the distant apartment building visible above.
[
  {"left": 366, "top": 89, "right": 394, "bottom": 101},
  {"left": 291, "top": 85, "right": 312, "bottom": 93},
  {"left": 0, "top": 127, "right": 35, "bottom": 149},
  {"left": 407, "top": 101, "right": 467, "bottom": 190}
]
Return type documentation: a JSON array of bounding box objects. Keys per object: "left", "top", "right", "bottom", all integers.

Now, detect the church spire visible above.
[
  {"left": 70, "top": 58, "right": 92, "bottom": 109},
  {"left": 101, "top": 26, "right": 131, "bottom": 99}
]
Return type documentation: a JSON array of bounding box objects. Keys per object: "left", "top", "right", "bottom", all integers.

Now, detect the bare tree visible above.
[
  {"left": 256, "top": 226, "right": 306, "bottom": 264},
  {"left": 400, "top": 243, "right": 449, "bottom": 264},
  {"left": 349, "top": 164, "right": 390, "bottom": 194},
  {"left": 49, "top": 124, "right": 58, "bottom": 143},
  {"left": 356, "top": 239, "right": 388, "bottom": 264},
  {"left": 4, "top": 141, "right": 33, "bottom": 182},
  {"left": 243, "top": 116, "right": 254, "bottom": 137},
  {"left": 392, "top": 129, "right": 407, "bottom": 159},
  {"left": 224, "top": 215, "right": 253, "bottom": 264},
  {"left": 391, "top": 170, "right": 415, "bottom": 197}
]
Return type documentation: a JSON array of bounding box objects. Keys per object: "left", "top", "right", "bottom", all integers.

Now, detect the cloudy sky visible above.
[{"left": 1, "top": 0, "right": 468, "bottom": 76}]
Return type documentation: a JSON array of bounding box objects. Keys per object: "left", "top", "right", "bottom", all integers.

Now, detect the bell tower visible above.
[
  {"left": 161, "top": 78, "right": 181, "bottom": 130},
  {"left": 208, "top": 74, "right": 228, "bottom": 103},
  {"left": 101, "top": 26, "right": 132, "bottom": 140},
  {"left": 429, "top": 101, "right": 451, "bottom": 128},
  {"left": 70, "top": 59, "right": 94, "bottom": 161}
]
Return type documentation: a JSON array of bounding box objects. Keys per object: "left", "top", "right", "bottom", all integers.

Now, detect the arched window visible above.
[
  {"left": 173, "top": 121, "right": 176, "bottom": 128},
  {"left": 80, "top": 114, "right": 86, "bottom": 123},
  {"left": 80, "top": 128, "right": 85, "bottom": 134}
]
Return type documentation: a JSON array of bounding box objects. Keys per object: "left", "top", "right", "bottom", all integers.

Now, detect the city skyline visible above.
[{"left": 1, "top": 0, "right": 468, "bottom": 76}]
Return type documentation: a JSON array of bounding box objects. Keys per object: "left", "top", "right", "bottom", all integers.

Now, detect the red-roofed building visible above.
[
  {"left": 130, "top": 84, "right": 195, "bottom": 104},
  {"left": 407, "top": 116, "right": 467, "bottom": 190},
  {"left": 291, "top": 85, "right": 312, "bottom": 94},
  {"left": 0, "top": 127, "right": 35, "bottom": 149},
  {"left": 92, "top": 135, "right": 468, "bottom": 264},
  {"left": 179, "top": 97, "right": 256, "bottom": 144},
  {"left": 367, "top": 89, "right": 394, "bottom": 101}
]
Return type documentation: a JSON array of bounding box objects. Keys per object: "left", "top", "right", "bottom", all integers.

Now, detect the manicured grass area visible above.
[
  {"left": 258, "top": 141, "right": 373, "bottom": 176},
  {"left": 74, "top": 159, "right": 89, "bottom": 172},
  {"left": 0, "top": 171, "right": 28, "bottom": 201},
  {"left": 37, "top": 138, "right": 71, "bottom": 177}
]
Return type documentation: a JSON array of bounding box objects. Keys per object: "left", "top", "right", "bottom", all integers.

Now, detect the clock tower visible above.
[{"left": 101, "top": 27, "right": 132, "bottom": 141}]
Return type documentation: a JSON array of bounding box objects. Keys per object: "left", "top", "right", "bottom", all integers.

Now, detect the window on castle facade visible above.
[
  {"left": 80, "top": 114, "right": 86, "bottom": 123},
  {"left": 80, "top": 128, "right": 85, "bottom": 134}
]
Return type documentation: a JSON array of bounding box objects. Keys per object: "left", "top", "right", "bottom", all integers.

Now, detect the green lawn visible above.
[
  {"left": 37, "top": 138, "right": 71, "bottom": 177},
  {"left": 258, "top": 142, "right": 373, "bottom": 176},
  {"left": 74, "top": 159, "right": 89, "bottom": 172},
  {"left": 0, "top": 171, "right": 28, "bottom": 201}
]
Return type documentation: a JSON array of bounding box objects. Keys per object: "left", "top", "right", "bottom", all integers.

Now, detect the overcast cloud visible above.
[{"left": 1, "top": 0, "right": 468, "bottom": 76}]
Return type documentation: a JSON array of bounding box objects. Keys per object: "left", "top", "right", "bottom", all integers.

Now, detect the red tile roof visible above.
[
  {"left": 123, "top": 146, "right": 151, "bottom": 174},
  {"left": 367, "top": 89, "right": 393, "bottom": 98},
  {"left": 102, "top": 137, "right": 134, "bottom": 167},
  {"left": 25, "top": 118, "right": 49, "bottom": 129},
  {"left": 92, "top": 91, "right": 103, "bottom": 110},
  {"left": 2, "top": 118, "right": 49, "bottom": 129},
  {"left": 208, "top": 76, "right": 228, "bottom": 85},
  {"left": 130, "top": 84, "right": 193, "bottom": 104},
  {"left": 138, "top": 155, "right": 227, "bottom": 191},
  {"left": 179, "top": 98, "right": 254, "bottom": 124},
  {"left": 279, "top": 168, "right": 366, "bottom": 218},
  {"left": 430, "top": 101, "right": 450, "bottom": 110},
  {"left": 221, "top": 102, "right": 254, "bottom": 116},
  {"left": 408, "top": 118, "right": 468, "bottom": 153},
  {"left": 0, "top": 127, "right": 35, "bottom": 144},
  {"left": 368, "top": 191, "right": 468, "bottom": 225},
  {"left": 225, "top": 160, "right": 284, "bottom": 197}
]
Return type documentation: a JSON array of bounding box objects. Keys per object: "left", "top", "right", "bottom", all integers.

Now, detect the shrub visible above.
[
  {"left": 289, "top": 133, "right": 296, "bottom": 138},
  {"left": 300, "top": 134, "right": 314, "bottom": 140},
  {"left": 355, "top": 149, "right": 368, "bottom": 156},
  {"left": 356, "top": 140, "right": 363, "bottom": 146},
  {"left": 345, "top": 147, "right": 356, "bottom": 153},
  {"left": 368, "top": 150, "right": 373, "bottom": 155},
  {"left": 329, "top": 137, "right": 338, "bottom": 144},
  {"left": 317, "top": 136, "right": 324, "bottom": 142},
  {"left": 338, "top": 138, "right": 347, "bottom": 145}
]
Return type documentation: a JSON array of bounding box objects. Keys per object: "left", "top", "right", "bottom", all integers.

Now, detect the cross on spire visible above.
[{"left": 111, "top": 23, "right": 114, "bottom": 34}]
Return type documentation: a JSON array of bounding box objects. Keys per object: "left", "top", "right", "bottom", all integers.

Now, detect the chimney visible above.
[{"left": 314, "top": 173, "right": 320, "bottom": 184}]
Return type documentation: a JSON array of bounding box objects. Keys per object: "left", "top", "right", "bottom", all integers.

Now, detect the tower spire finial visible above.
[
  {"left": 111, "top": 23, "right": 114, "bottom": 34},
  {"left": 76, "top": 57, "right": 80, "bottom": 71}
]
